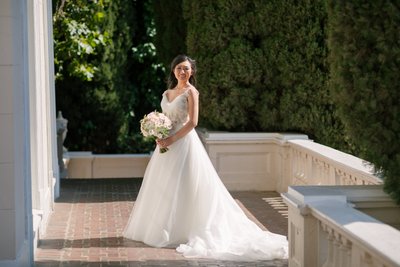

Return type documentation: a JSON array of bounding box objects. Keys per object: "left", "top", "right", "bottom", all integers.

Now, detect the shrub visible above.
[
  {"left": 183, "top": 0, "right": 350, "bottom": 150},
  {"left": 327, "top": 1, "right": 400, "bottom": 202}
]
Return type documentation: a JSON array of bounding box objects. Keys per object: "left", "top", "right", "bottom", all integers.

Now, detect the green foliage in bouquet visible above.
[{"left": 327, "top": 1, "right": 400, "bottom": 202}]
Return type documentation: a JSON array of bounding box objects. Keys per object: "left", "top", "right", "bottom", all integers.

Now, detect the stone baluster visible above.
[
  {"left": 313, "top": 157, "right": 326, "bottom": 184},
  {"left": 322, "top": 223, "right": 334, "bottom": 267},
  {"left": 292, "top": 148, "right": 305, "bottom": 184},
  {"left": 320, "top": 222, "right": 353, "bottom": 267},
  {"left": 339, "top": 235, "right": 352, "bottom": 267},
  {"left": 360, "top": 252, "right": 388, "bottom": 267}
]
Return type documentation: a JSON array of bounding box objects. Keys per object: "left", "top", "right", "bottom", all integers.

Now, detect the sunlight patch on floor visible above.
[{"left": 262, "top": 197, "right": 288, "bottom": 219}]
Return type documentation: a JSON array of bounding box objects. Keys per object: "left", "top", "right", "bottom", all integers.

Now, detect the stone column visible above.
[{"left": 0, "top": 0, "right": 33, "bottom": 266}]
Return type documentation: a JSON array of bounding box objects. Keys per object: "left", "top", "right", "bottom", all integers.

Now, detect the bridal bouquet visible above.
[{"left": 140, "top": 111, "right": 172, "bottom": 153}]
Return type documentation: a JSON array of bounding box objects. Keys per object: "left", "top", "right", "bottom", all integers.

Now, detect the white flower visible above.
[{"left": 140, "top": 111, "right": 172, "bottom": 153}]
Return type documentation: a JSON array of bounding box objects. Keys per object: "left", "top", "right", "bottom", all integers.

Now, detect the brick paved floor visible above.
[{"left": 34, "top": 179, "right": 288, "bottom": 267}]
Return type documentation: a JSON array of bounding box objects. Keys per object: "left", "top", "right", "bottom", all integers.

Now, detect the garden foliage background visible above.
[{"left": 53, "top": 0, "right": 400, "bottom": 202}]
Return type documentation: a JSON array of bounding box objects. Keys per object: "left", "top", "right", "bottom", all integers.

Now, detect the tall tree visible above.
[
  {"left": 182, "top": 0, "right": 350, "bottom": 151},
  {"left": 153, "top": 0, "right": 187, "bottom": 68},
  {"left": 327, "top": 1, "right": 400, "bottom": 202},
  {"left": 53, "top": 0, "right": 165, "bottom": 153}
]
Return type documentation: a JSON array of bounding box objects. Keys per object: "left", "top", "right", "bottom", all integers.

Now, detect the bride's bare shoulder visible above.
[
  {"left": 162, "top": 89, "right": 172, "bottom": 97},
  {"left": 187, "top": 86, "right": 199, "bottom": 96}
]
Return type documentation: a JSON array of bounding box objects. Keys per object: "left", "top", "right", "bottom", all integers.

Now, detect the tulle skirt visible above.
[{"left": 123, "top": 129, "right": 288, "bottom": 260}]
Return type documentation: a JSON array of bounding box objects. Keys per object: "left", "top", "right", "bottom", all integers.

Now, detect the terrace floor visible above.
[{"left": 34, "top": 178, "right": 288, "bottom": 267}]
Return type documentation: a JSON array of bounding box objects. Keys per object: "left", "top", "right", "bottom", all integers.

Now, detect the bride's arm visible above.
[{"left": 158, "top": 87, "right": 199, "bottom": 148}]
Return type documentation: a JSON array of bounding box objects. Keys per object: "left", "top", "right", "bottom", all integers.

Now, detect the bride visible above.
[{"left": 123, "top": 55, "right": 288, "bottom": 261}]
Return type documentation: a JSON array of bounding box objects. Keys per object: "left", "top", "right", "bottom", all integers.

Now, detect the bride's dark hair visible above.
[{"left": 167, "top": 55, "right": 197, "bottom": 89}]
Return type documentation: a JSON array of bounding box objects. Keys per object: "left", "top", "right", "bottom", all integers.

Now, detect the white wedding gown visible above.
[{"left": 123, "top": 89, "right": 288, "bottom": 261}]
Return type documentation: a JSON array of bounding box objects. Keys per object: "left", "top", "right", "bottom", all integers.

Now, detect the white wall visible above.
[
  {"left": 0, "top": 0, "right": 33, "bottom": 265},
  {"left": 0, "top": 0, "right": 57, "bottom": 265}
]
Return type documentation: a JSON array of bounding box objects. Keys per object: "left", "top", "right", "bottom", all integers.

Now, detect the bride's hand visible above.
[{"left": 157, "top": 137, "right": 173, "bottom": 148}]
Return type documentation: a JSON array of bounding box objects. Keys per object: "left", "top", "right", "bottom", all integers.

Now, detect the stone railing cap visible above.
[{"left": 197, "top": 129, "right": 309, "bottom": 142}]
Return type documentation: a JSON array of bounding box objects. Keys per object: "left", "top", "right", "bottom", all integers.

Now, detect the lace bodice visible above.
[{"left": 161, "top": 90, "right": 190, "bottom": 135}]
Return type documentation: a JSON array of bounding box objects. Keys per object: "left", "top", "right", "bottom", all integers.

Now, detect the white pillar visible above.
[
  {"left": 0, "top": 0, "right": 57, "bottom": 265},
  {"left": 45, "top": 0, "right": 59, "bottom": 199},
  {"left": 27, "top": 0, "right": 58, "bottom": 252},
  {"left": 0, "top": 0, "right": 33, "bottom": 265}
]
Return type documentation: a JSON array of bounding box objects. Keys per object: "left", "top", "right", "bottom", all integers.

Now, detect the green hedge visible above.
[
  {"left": 55, "top": 0, "right": 400, "bottom": 201},
  {"left": 183, "top": 0, "right": 350, "bottom": 151},
  {"left": 153, "top": 0, "right": 187, "bottom": 67},
  {"left": 327, "top": 1, "right": 400, "bottom": 202}
]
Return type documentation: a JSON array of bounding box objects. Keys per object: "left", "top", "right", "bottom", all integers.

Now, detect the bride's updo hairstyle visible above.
[{"left": 167, "top": 54, "right": 197, "bottom": 89}]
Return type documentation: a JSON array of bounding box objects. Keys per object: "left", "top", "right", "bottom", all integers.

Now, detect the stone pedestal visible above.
[{"left": 56, "top": 111, "right": 68, "bottom": 178}]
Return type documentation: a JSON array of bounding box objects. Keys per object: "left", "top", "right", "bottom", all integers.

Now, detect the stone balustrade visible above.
[
  {"left": 64, "top": 130, "right": 399, "bottom": 266},
  {"left": 198, "top": 130, "right": 398, "bottom": 266},
  {"left": 197, "top": 130, "right": 382, "bottom": 191},
  {"left": 282, "top": 186, "right": 400, "bottom": 267},
  {"left": 65, "top": 131, "right": 382, "bottom": 188},
  {"left": 287, "top": 139, "right": 382, "bottom": 187}
]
